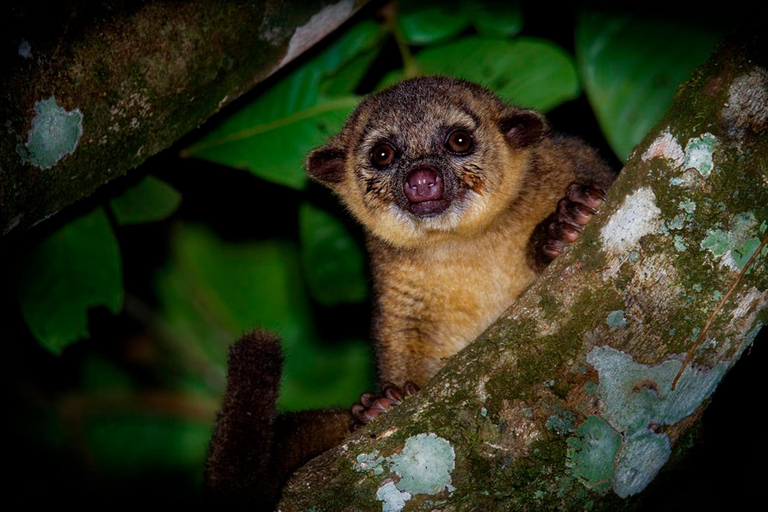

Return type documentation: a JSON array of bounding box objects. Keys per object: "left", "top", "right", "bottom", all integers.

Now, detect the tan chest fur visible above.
[{"left": 371, "top": 211, "right": 539, "bottom": 386}]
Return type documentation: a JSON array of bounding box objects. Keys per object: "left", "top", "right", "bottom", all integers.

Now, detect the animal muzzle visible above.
[{"left": 403, "top": 166, "right": 451, "bottom": 216}]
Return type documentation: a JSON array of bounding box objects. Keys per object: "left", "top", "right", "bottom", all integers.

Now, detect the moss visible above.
[{"left": 538, "top": 291, "right": 562, "bottom": 321}]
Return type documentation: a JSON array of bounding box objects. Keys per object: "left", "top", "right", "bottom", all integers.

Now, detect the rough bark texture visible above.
[
  {"left": 278, "top": 18, "right": 768, "bottom": 512},
  {"left": 0, "top": 0, "right": 366, "bottom": 237}
]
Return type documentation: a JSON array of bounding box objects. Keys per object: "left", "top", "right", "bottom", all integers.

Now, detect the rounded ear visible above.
[
  {"left": 306, "top": 145, "right": 347, "bottom": 184},
  {"left": 499, "top": 109, "right": 549, "bottom": 147}
]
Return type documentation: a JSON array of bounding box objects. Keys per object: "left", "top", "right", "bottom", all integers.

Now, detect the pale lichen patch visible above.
[
  {"left": 721, "top": 67, "right": 768, "bottom": 134},
  {"left": 727, "top": 288, "right": 768, "bottom": 339},
  {"left": 566, "top": 416, "right": 622, "bottom": 494},
  {"left": 361, "top": 432, "right": 456, "bottom": 509},
  {"left": 700, "top": 212, "right": 760, "bottom": 271},
  {"left": 673, "top": 235, "right": 687, "bottom": 252},
  {"left": 682, "top": 133, "right": 717, "bottom": 178},
  {"left": 567, "top": 347, "right": 728, "bottom": 498},
  {"left": 19, "top": 97, "right": 83, "bottom": 169},
  {"left": 390, "top": 433, "right": 456, "bottom": 495},
  {"left": 600, "top": 187, "right": 662, "bottom": 266},
  {"left": 376, "top": 482, "right": 411, "bottom": 512},
  {"left": 641, "top": 129, "right": 684, "bottom": 168},
  {"left": 354, "top": 451, "right": 386, "bottom": 476},
  {"left": 606, "top": 310, "right": 628, "bottom": 329},
  {"left": 18, "top": 39, "right": 32, "bottom": 58},
  {"left": 613, "top": 430, "right": 671, "bottom": 498},
  {"left": 587, "top": 346, "right": 727, "bottom": 435}
]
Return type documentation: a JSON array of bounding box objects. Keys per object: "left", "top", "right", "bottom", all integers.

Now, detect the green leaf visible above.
[
  {"left": 15, "top": 207, "right": 123, "bottom": 354},
  {"left": 471, "top": 0, "right": 523, "bottom": 38},
  {"left": 576, "top": 11, "right": 721, "bottom": 160},
  {"left": 414, "top": 37, "right": 580, "bottom": 112},
  {"left": 318, "top": 46, "right": 381, "bottom": 98},
  {"left": 184, "top": 97, "right": 357, "bottom": 190},
  {"left": 183, "top": 20, "right": 383, "bottom": 189},
  {"left": 398, "top": 1, "right": 470, "bottom": 46},
  {"left": 299, "top": 203, "right": 367, "bottom": 306},
  {"left": 398, "top": 0, "right": 523, "bottom": 45},
  {"left": 109, "top": 175, "right": 181, "bottom": 225},
  {"left": 156, "top": 223, "right": 373, "bottom": 410}
]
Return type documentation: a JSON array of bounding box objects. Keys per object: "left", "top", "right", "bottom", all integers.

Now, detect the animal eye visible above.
[
  {"left": 446, "top": 130, "right": 474, "bottom": 154},
  {"left": 371, "top": 143, "right": 396, "bottom": 168}
]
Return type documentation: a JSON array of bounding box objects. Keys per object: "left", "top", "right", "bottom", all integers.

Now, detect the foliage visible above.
[
  {"left": 15, "top": 207, "right": 123, "bottom": 354},
  {"left": 8, "top": 1, "right": 730, "bottom": 497},
  {"left": 576, "top": 12, "right": 721, "bottom": 160}
]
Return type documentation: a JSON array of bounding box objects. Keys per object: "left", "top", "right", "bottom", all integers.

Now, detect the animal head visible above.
[{"left": 306, "top": 76, "right": 549, "bottom": 248}]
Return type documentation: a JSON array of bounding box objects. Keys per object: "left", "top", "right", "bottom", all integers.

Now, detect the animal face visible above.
[{"left": 307, "top": 76, "right": 548, "bottom": 248}]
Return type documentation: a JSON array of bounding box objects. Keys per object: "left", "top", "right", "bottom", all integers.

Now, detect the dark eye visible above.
[
  {"left": 371, "top": 143, "right": 396, "bottom": 168},
  {"left": 446, "top": 130, "right": 474, "bottom": 154}
]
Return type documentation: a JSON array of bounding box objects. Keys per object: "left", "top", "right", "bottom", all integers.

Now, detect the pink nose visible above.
[{"left": 404, "top": 167, "right": 443, "bottom": 203}]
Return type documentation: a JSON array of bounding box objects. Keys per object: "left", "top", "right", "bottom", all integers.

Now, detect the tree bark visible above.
[
  {"left": 0, "top": 0, "right": 366, "bottom": 237},
  {"left": 279, "top": 16, "right": 768, "bottom": 511}
]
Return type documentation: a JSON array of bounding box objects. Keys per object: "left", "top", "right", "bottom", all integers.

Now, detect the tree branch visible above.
[{"left": 0, "top": 0, "right": 367, "bottom": 237}]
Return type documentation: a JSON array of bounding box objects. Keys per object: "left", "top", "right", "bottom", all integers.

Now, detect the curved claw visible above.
[{"left": 349, "top": 381, "right": 421, "bottom": 431}]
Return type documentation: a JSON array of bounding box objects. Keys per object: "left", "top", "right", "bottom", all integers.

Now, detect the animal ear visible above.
[
  {"left": 306, "top": 143, "right": 347, "bottom": 184},
  {"left": 499, "top": 109, "right": 549, "bottom": 147}
]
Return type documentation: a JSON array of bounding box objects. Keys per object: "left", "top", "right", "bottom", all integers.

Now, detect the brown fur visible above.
[{"left": 308, "top": 76, "right": 615, "bottom": 387}]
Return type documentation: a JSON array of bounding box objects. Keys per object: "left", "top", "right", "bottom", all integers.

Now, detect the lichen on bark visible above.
[{"left": 0, "top": 0, "right": 366, "bottom": 236}]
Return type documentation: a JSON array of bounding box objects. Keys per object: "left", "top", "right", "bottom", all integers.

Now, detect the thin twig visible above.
[{"left": 672, "top": 231, "right": 768, "bottom": 389}]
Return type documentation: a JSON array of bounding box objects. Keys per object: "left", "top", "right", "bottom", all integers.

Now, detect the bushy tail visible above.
[{"left": 204, "top": 330, "right": 350, "bottom": 509}]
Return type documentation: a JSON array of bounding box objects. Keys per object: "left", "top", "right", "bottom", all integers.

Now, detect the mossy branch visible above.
[
  {"left": 0, "top": 0, "right": 366, "bottom": 237},
  {"left": 279, "top": 15, "right": 768, "bottom": 511}
]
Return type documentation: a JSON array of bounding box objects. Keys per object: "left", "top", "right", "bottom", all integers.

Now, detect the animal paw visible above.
[
  {"left": 539, "top": 182, "right": 606, "bottom": 262},
  {"left": 349, "top": 382, "right": 419, "bottom": 431}
]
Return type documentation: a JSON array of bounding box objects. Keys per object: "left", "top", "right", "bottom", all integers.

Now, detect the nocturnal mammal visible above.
[
  {"left": 205, "top": 76, "right": 616, "bottom": 505},
  {"left": 306, "top": 76, "right": 616, "bottom": 424}
]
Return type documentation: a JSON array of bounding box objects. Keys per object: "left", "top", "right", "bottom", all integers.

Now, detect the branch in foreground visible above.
[
  {"left": 0, "top": 0, "right": 366, "bottom": 236},
  {"left": 279, "top": 17, "right": 768, "bottom": 511}
]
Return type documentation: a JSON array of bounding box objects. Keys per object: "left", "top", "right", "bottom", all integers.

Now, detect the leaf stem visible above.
[
  {"left": 181, "top": 96, "right": 359, "bottom": 156},
  {"left": 385, "top": 8, "right": 419, "bottom": 78}
]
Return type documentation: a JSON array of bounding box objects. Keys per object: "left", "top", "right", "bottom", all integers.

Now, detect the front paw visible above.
[
  {"left": 539, "top": 182, "right": 606, "bottom": 262},
  {"left": 349, "top": 382, "right": 419, "bottom": 431}
]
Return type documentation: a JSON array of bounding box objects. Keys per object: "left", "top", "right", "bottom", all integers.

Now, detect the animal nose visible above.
[{"left": 404, "top": 167, "right": 443, "bottom": 203}]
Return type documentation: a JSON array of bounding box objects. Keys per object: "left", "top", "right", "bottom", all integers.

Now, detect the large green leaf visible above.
[
  {"left": 471, "top": 0, "right": 523, "bottom": 38},
  {"left": 299, "top": 202, "right": 367, "bottom": 306},
  {"left": 183, "top": 98, "right": 357, "bottom": 190},
  {"left": 414, "top": 37, "right": 580, "bottom": 112},
  {"left": 155, "top": 223, "right": 373, "bottom": 410},
  {"left": 109, "top": 175, "right": 181, "bottom": 225},
  {"left": 576, "top": 11, "right": 721, "bottom": 160},
  {"left": 398, "top": 0, "right": 523, "bottom": 46},
  {"left": 15, "top": 207, "right": 123, "bottom": 354},
  {"left": 318, "top": 46, "right": 381, "bottom": 98},
  {"left": 183, "top": 20, "right": 384, "bottom": 189},
  {"left": 398, "top": 0, "right": 470, "bottom": 46}
]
